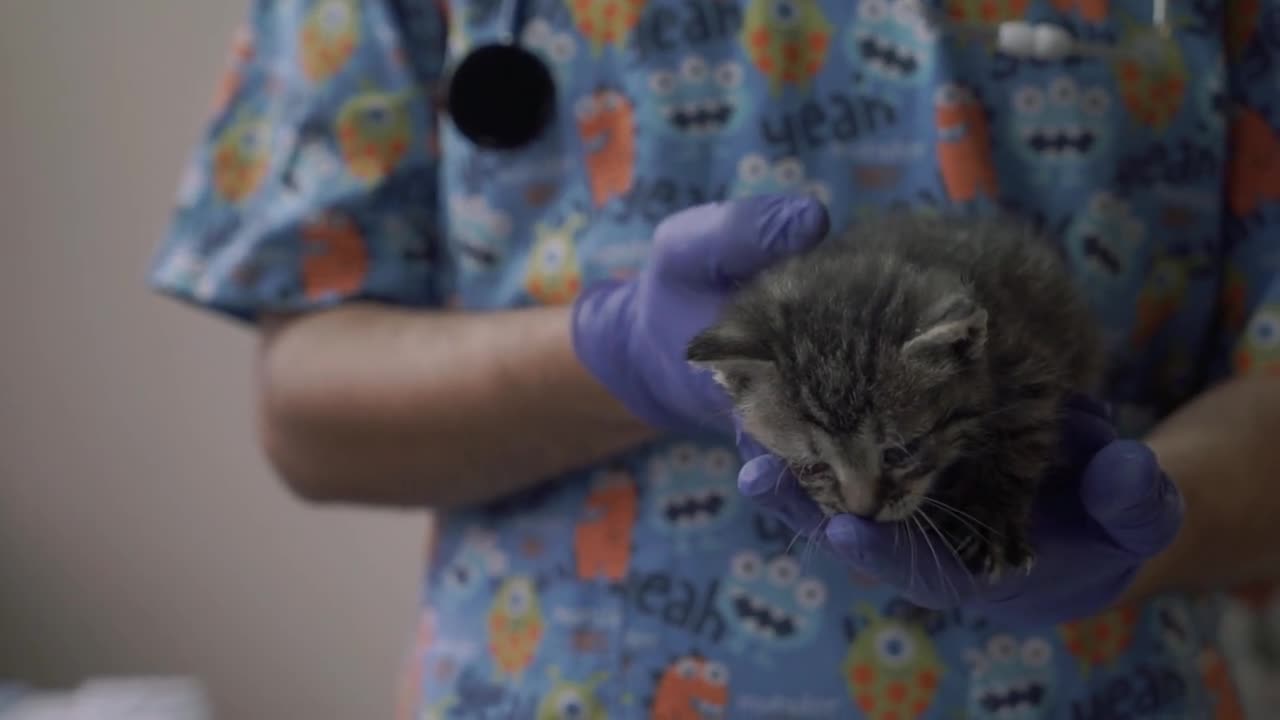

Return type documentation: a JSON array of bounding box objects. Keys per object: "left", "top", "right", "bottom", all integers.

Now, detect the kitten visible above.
[{"left": 686, "top": 210, "right": 1104, "bottom": 579}]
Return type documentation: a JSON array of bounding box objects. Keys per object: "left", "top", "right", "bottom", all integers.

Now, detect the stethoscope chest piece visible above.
[{"left": 444, "top": 43, "right": 556, "bottom": 151}]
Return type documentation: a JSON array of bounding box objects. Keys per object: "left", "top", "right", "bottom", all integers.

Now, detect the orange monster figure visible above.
[
  {"left": 934, "top": 84, "right": 997, "bottom": 203},
  {"left": 1059, "top": 605, "right": 1138, "bottom": 675},
  {"left": 300, "top": 0, "right": 361, "bottom": 83},
  {"left": 1051, "top": 0, "right": 1108, "bottom": 22},
  {"left": 574, "top": 468, "right": 638, "bottom": 582},
  {"left": 301, "top": 212, "right": 370, "bottom": 301},
  {"left": 1228, "top": 0, "right": 1262, "bottom": 59},
  {"left": 576, "top": 89, "right": 636, "bottom": 208},
  {"left": 212, "top": 114, "right": 272, "bottom": 204},
  {"left": 1130, "top": 253, "right": 1209, "bottom": 347},
  {"left": 566, "top": 0, "right": 646, "bottom": 55},
  {"left": 1228, "top": 108, "right": 1280, "bottom": 218},
  {"left": 649, "top": 655, "right": 730, "bottom": 720},
  {"left": 1200, "top": 649, "right": 1247, "bottom": 720}
]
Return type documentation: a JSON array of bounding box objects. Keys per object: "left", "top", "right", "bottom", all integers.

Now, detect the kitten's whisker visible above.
[
  {"left": 922, "top": 497, "right": 1003, "bottom": 539},
  {"left": 906, "top": 518, "right": 919, "bottom": 594},
  {"left": 913, "top": 513, "right": 957, "bottom": 604},
  {"left": 919, "top": 507, "right": 977, "bottom": 595}
]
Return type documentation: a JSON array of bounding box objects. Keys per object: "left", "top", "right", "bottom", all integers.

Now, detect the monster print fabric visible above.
[{"left": 151, "top": 0, "right": 1280, "bottom": 717}]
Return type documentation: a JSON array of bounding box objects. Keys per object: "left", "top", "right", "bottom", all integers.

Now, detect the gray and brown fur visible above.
[{"left": 686, "top": 210, "right": 1104, "bottom": 578}]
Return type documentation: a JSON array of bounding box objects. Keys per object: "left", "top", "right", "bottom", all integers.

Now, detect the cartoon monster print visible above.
[
  {"left": 846, "top": 0, "right": 938, "bottom": 86},
  {"left": 964, "top": 634, "right": 1055, "bottom": 719},
  {"left": 644, "top": 443, "right": 741, "bottom": 554},
  {"left": 1200, "top": 648, "right": 1247, "bottom": 720},
  {"left": 1113, "top": 24, "right": 1189, "bottom": 130},
  {"left": 742, "top": 0, "right": 834, "bottom": 95},
  {"left": 934, "top": 84, "right": 997, "bottom": 203},
  {"left": 526, "top": 213, "right": 586, "bottom": 305},
  {"left": 487, "top": 576, "right": 545, "bottom": 678},
  {"left": 335, "top": 89, "right": 413, "bottom": 184},
  {"left": 536, "top": 668, "right": 608, "bottom": 720},
  {"left": 843, "top": 603, "right": 944, "bottom": 720},
  {"left": 521, "top": 17, "right": 579, "bottom": 89},
  {"left": 1051, "top": 0, "right": 1107, "bottom": 22},
  {"left": 576, "top": 89, "right": 636, "bottom": 208},
  {"left": 1228, "top": 108, "right": 1280, "bottom": 218},
  {"left": 644, "top": 56, "right": 748, "bottom": 141},
  {"left": 212, "top": 113, "right": 272, "bottom": 204},
  {"left": 1131, "top": 252, "right": 1212, "bottom": 347},
  {"left": 565, "top": 0, "right": 645, "bottom": 55},
  {"left": 732, "top": 154, "right": 832, "bottom": 205},
  {"left": 435, "top": 528, "right": 509, "bottom": 614},
  {"left": 300, "top": 211, "right": 369, "bottom": 301},
  {"left": 1227, "top": 0, "right": 1262, "bottom": 59},
  {"left": 574, "top": 467, "right": 638, "bottom": 582},
  {"left": 1059, "top": 605, "right": 1138, "bottom": 675},
  {"left": 1150, "top": 596, "right": 1200, "bottom": 667},
  {"left": 1009, "top": 75, "right": 1112, "bottom": 186},
  {"left": 449, "top": 194, "right": 513, "bottom": 276},
  {"left": 1234, "top": 303, "right": 1280, "bottom": 376},
  {"left": 944, "top": 0, "right": 1029, "bottom": 23},
  {"left": 1063, "top": 191, "right": 1146, "bottom": 313},
  {"left": 648, "top": 655, "right": 730, "bottom": 720},
  {"left": 300, "top": 0, "right": 360, "bottom": 83},
  {"left": 717, "top": 551, "right": 827, "bottom": 662}
]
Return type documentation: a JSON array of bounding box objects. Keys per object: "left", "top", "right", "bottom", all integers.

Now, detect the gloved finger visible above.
[
  {"left": 1079, "top": 439, "right": 1184, "bottom": 558},
  {"left": 653, "top": 194, "right": 830, "bottom": 287},
  {"left": 738, "top": 454, "right": 828, "bottom": 536},
  {"left": 824, "top": 513, "right": 975, "bottom": 607},
  {"left": 1050, "top": 403, "right": 1120, "bottom": 483}
]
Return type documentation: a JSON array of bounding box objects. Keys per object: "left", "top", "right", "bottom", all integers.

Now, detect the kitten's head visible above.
[{"left": 687, "top": 267, "right": 994, "bottom": 522}]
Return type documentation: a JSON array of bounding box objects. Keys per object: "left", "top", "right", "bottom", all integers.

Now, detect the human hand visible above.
[
  {"left": 571, "top": 194, "right": 829, "bottom": 435},
  {"left": 737, "top": 395, "right": 1185, "bottom": 628}
]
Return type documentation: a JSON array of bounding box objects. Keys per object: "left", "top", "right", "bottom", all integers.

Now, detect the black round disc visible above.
[{"left": 445, "top": 43, "right": 556, "bottom": 151}]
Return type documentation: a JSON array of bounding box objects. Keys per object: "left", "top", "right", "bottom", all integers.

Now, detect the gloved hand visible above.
[
  {"left": 572, "top": 194, "right": 829, "bottom": 435},
  {"left": 737, "top": 394, "right": 1185, "bottom": 628}
]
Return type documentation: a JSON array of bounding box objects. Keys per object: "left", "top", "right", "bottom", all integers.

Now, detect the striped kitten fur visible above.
[{"left": 687, "top": 210, "right": 1104, "bottom": 578}]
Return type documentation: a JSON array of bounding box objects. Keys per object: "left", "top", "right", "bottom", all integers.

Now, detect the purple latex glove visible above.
[
  {"left": 737, "top": 395, "right": 1185, "bottom": 628},
  {"left": 571, "top": 194, "right": 830, "bottom": 435}
]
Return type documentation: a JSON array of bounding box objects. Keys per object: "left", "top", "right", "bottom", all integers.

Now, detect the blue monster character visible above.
[
  {"left": 717, "top": 550, "right": 828, "bottom": 663},
  {"left": 449, "top": 193, "right": 513, "bottom": 278},
  {"left": 964, "top": 634, "right": 1055, "bottom": 719},
  {"left": 644, "top": 442, "right": 742, "bottom": 554},
  {"left": 1009, "top": 75, "right": 1113, "bottom": 186},
  {"left": 520, "top": 17, "right": 579, "bottom": 92},
  {"left": 846, "top": 0, "right": 938, "bottom": 86},
  {"left": 1062, "top": 191, "right": 1148, "bottom": 344},
  {"left": 641, "top": 54, "right": 749, "bottom": 145},
  {"left": 433, "top": 527, "right": 509, "bottom": 615},
  {"left": 731, "top": 153, "right": 832, "bottom": 205}
]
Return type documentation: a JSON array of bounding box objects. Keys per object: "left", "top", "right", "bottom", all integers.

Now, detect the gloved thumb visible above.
[
  {"left": 653, "top": 194, "right": 830, "bottom": 287},
  {"left": 1079, "top": 440, "right": 1184, "bottom": 558}
]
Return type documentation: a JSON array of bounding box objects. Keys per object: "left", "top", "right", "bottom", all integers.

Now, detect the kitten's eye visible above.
[{"left": 881, "top": 442, "right": 919, "bottom": 468}]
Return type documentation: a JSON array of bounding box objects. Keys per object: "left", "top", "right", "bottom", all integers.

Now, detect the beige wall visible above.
[{"left": 0, "top": 3, "right": 429, "bottom": 718}]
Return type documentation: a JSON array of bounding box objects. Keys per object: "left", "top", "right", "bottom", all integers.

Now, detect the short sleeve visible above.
[{"left": 148, "top": 0, "right": 451, "bottom": 324}]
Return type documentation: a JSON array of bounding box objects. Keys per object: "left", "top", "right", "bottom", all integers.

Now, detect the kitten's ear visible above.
[
  {"left": 686, "top": 322, "right": 776, "bottom": 394},
  {"left": 902, "top": 295, "right": 988, "bottom": 365}
]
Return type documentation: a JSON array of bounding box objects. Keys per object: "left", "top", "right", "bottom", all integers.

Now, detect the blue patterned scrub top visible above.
[{"left": 151, "top": 0, "right": 1280, "bottom": 717}]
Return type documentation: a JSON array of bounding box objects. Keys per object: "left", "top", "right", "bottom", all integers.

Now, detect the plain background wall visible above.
[{"left": 0, "top": 2, "right": 430, "bottom": 718}]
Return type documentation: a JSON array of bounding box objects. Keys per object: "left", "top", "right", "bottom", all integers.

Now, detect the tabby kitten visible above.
[{"left": 686, "top": 210, "right": 1104, "bottom": 578}]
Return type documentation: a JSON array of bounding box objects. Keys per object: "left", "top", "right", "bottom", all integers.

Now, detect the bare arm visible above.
[
  {"left": 256, "top": 303, "right": 657, "bottom": 508},
  {"left": 1122, "top": 375, "right": 1280, "bottom": 601}
]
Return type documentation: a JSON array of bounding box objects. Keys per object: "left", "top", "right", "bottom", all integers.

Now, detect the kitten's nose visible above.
[{"left": 835, "top": 466, "right": 878, "bottom": 517}]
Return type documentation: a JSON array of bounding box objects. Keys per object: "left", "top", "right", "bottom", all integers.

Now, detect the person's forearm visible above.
[
  {"left": 1121, "top": 375, "right": 1280, "bottom": 602},
  {"left": 256, "top": 303, "right": 657, "bottom": 508}
]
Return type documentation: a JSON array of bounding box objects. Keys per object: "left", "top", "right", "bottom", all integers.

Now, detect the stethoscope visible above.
[{"left": 442, "top": 0, "right": 1172, "bottom": 151}]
